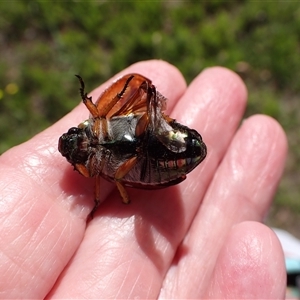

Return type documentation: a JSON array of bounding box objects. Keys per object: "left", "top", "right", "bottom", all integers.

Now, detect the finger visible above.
[
  {"left": 0, "top": 60, "right": 186, "bottom": 299},
  {"left": 161, "top": 115, "right": 287, "bottom": 298},
  {"left": 47, "top": 67, "right": 248, "bottom": 299},
  {"left": 168, "top": 66, "right": 248, "bottom": 219},
  {"left": 209, "top": 222, "right": 286, "bottom": 299}
]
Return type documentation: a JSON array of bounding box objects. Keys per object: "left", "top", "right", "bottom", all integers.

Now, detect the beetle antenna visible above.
[
  {"left": 117, "top": 75, "right": 134, "bottom": 98},
  {"left": 75, "top": 74, "right": 90, "bottom": 101}
]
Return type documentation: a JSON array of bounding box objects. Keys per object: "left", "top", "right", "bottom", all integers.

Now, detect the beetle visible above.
[{"left": 58, "top": 74, "right": 207, "bottom": 217}]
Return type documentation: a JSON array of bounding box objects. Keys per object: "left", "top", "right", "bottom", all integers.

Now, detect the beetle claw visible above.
[{"left": 87, "top": 199, "right": 100, "bottom": 220}]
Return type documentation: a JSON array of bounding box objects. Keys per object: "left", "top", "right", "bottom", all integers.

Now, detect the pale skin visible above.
[{"left": 0, "top": 60, "right": 287, "bottom": 299}]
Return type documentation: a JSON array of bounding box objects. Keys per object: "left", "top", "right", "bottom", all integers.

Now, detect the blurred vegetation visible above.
[{"left": 0, "top": 1, "right": 299, "bottom": 236}]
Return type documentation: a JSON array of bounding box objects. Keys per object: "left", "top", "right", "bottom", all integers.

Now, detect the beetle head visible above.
[{"left": 58, "top": 127, "right": 90, "bottom": 165}]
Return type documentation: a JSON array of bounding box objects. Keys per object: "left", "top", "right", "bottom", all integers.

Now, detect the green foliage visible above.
[{"left": 0, "top": 1, "right": 299, "bottom": 235}]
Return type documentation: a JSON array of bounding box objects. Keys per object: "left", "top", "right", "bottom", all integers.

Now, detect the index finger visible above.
[{"left": 0, "top": 60, "right": 186, "bottom": 299}]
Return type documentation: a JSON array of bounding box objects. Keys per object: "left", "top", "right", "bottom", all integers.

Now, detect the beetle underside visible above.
[{"left": 58, "top": 74, "right": 207, "bottom": 217}]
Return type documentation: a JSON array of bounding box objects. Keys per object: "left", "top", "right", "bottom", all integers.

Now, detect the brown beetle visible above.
[{"left": 58, "top": 74, "right": 207, "bottom": 217}]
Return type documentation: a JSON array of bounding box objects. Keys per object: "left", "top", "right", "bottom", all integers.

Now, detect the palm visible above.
[{"left": 0, "top": 60, "right": 287, "bottom": 299}]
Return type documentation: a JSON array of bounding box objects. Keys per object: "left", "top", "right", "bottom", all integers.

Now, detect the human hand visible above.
[{"left": 0, "top": 60, "right": 287, "bottom": 299}]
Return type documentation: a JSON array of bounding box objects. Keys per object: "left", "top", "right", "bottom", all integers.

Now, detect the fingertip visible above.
[
  {"left": 232, "top": 114, "right": 288, "bottom": 190},
  {"left": 242, "top": 114, "right": 288, "bottom": 157},
  {"left": 211, "top": 221, "right": 286, "bottom": 299},
  {"left": 128, "top": 60, "right": 187, "bottom": 109},
  {"left": 128, "top": 59, "right": 187, "bottom": 91},
  {"left": 197, "top": 66, "right": 248, "bottom": 106}
]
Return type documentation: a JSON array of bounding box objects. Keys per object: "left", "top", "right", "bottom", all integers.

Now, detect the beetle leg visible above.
[
  {"left": 115, "top": 182, "right": 130, "bottom": 204},
  {"left": 115, "top": 156, "right": 138, "bottom": 204},
  {"left": 97, "top": 75, "right": 135, "bottom": 118},
  {"left": 82, "top": 96, "right": 99, "bottom": 118},
  {"left": 88, "top": 176, "right": 101, "bottom": 219},
  {"left": 75, "top": 75, "right": 99, "bottom": 118},
  {"left": 75, "top": 163, "right": 90, "bottom": 177}
]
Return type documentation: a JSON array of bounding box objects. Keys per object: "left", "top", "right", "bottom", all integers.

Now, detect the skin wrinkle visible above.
[
  {"left": 18, "top": 143, "right": 66, "bottom": 203},
  {"left": 225, "top": 118, "right": 283, "bottom": 214},
  {"left": 6, "top": 252, "right": 37, "bottom": 290},
  {"left": 21, "top": 207, "right": 75, "bottom": 298},
  {"left": 18, "top": 214, "right": 55, "bottom": 282},
  {"left": 5, "top": 210, "right": 39, "bottom": 275},
  {"left": 145, "top": 271, "right": 155, "bottom": 299},
  {"left": 2, "top": 203, "right": 37, "bottom": 258},
  {"left": 250, "top": 126, "right": 282, "bottom": 204},
  {"left": 7, "top": 165, "right": 53, "bottom": 220},
  {"left": 115, "top": 259, "right": 133, "bottom": 298},
  {"left": 32, "top": 218, "right": 64, "bottom": 275},
  {"left": 162, "top": 221, "right": 212, "bottom": 298},
  {"left": 241, "top": 235, "right": 262, "bottom": 268},
  {"left": 99, "top": 257, "right": 126, "bottom": 294},
  {"left": 229, "top": 149, "right": 242, "bottom": 183},
  {"left": 0, "top": 249, "right": 20, "bottom": 283},
  {"left": 94, "top": 216, "right": 137, "bottom": 244},
  {"left": 0, "top": 174, "right": 31, "bottom": 215},
  {"left": 258, "top": 132, "right": 283, "bottom": 192},
  {"left": 0, "top": 175, "right": 27, "bottom": 208},
  {"left": 67, "top": 261, "right": 110, "bottom": 296},
  {"left": 75, "top": 222, "right": 159, "bottom": 298},
  {"left": 126, "top": 260, "right": 143, "bottom": 299},
  {"left": 182, "top": 253, "right": 208, "bottom": 293},
  {"left": 244, "top": 134, "right": 266, "bottom": 198},
  {"left": 69, "top": 271, "right": 99, "bottom": 297},
  {"left": 211, "top": 161, "right": 261, "bottom": 223},
  {"left": 22, "top": 153, "right": 47, "bottom": 183},
  {"left": 8, "top": 188, "right": 34, "bottom": 225},
  {"left": 64, "top": 231, "right": 138, "bottom": 296},
  {"left": 215, "top": 170, "right": 261, "bottom": 223},
  {"left": 227, "top": 122, "right": 259, "bottom": 183},
  {"left": 55, "top": 221, "right": 72, "bottom": 261},
  {"left": 106, "top": 258, "right": 135, "bottom": 298}
]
